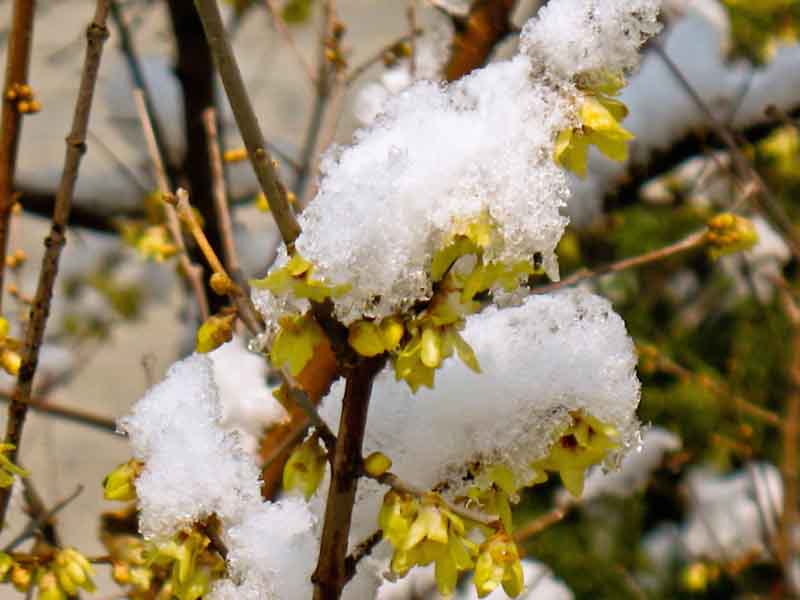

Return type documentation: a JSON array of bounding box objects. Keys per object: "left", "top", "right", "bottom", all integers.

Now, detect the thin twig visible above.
[
  {"left": 344, "top": 30, "right": 423, "bottom": 87},
  {"left": 778, "top": 288, "right": 800, "bottom": 595},
  {"left": 263, "top": 0, "right": 316, "bottom": 84},
  {"left": 288, "top": 386, "right": 337, "bottom": 452},
  {"left": 532, "top": 230, "right": 707, "bottom": 295},
  {"left": 108, "top": 0, "right": 176, "bottom": 179},
  {"left": 0, "top": 390, "right": 118, "bottom": 434},
  {"left": 0, "top": 0, "right": 37, "bottom": 315},
  {"left": 132, "top": 89, "right": 210, "bottom": 322},
  {"left": 170, "top": 188, "right": 264, "bottom": 335},
  {"left": 513, "top": 505, "right": 570, "bottom": 543},
  {"left": 296, "top": 0, "right": 341, "bottom": 207},
  {"left": 407, "top": 0, "right": 418, "bottom": 78},
  {"left": 193, "top": 0, "right": 301, "bottom": 246},
  {"left": 202, "top": 108, "right": 242, "bottom": 282},
  {"left": 0, "top": 0, "right": 111, "bottom": 529},
  {"left": 344, "top": 531, "right": 383, "bottom": 583},
  {"left": 20, "top": 477, "right": 60, "bottom": 547},
  {"left": 312, "top": 357, "right": 384, "bottom": 600},
  {"left": 4, "top": 485, "right": 83, "bottom": 552},
  {"left": 654, "top": 43, "right": 800, "bottom": 262}
]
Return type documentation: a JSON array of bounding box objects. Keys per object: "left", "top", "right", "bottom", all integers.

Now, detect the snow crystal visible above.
[
  {"left": 320, "top": 289, "right": 641, "bottom": 540},
  {"left": 209, "top": 337, "right": 287, "bottom": 454},
  {"left": 520, "top": 0, "right": 662, "bottom": 83},
  {"left": 119, "top": 355, "right": 263, "bottom": 538},
  {"left": 683, "top": 463, "right": 783, "bottom": 562},
  {"left": 209, "top": 498, "right": 319, "bottom": 600}
]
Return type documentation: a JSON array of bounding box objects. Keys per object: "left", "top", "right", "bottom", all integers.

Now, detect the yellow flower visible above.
[
  {"left": 270, "top": 313, "right": 329, "bottom": 377},
  {"left": 250, "top": 253, "right": 350, "bottom": 302},
  {"left": 465, "top": 465, "right": 518, "bottom": 532},
  {"left": 102, "top": 459, "right": 142, "bottom": 502},
  {"left": 379, "top": 492, "right": 477, "bottom": 596},
  {"left": 474, "top": 533, "right": 524, "bottom": 598},
  {"left": 531, "top": 412, "right": 620, "bottom": 498},
  {"left": 555, "top": 94, "right": 634, "bottom": 178},
  {"left": 363, "top": 451, "right": 392, "bottom": 478},
  {"left": 53, "top": 548, "right": 96, "bottom": 595},
  {"left": 0, "top": 444, "right": 27, "bottom": 488},
  {"left": 283, "top": 434, "right": 327, "bottom": 500},
  {"left": 36, "top": 570, "right": 66, "bottom": 600},
  {"left": 348, "top": 316, "right": 404, "bottom": 357},
  {"left": 119, "top": 222, "right": 178, "bottom": 262},
  {"left": 0, "top": 552, "right": 13, "bottom": 580}
]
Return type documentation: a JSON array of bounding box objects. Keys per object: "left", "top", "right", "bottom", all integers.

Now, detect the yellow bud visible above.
[
  {"left": 11, "top": 564, "right": 31, "bottom": 592},
  {"left": 209, "top": 272, "right": 235, "bottom": 296},
  {"left": 705, "top": 213, "right": 758, "bottom": 259},
  {"left": 0, "top": 316, "right": 10, "bottom": 340},
  {"left": 363, "top": 452, "right": 392, "bottom": 478},
  {"left": 283, "top": 435, "right": 327, "bottom": 500},
  {"left": 37, "top": 570, "right": 66, "bottom": 600},
  {"left": 195, "top": 314, "right": 236, "bottom": 354},
  {"left": 223, "top": 148, "right": 248, "bottom": 163},
  {"left": 103, "top": 459, "right": 142, "bottom": 502},
  {"left": 0, "top": 349, "right": 21, "bottom": 376},
  {"left": 111, "top": 562, "right": 130, "bottom": 584}
]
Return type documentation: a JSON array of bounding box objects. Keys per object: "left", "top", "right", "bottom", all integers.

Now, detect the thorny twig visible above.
[{"left": 0, "top": 0, "right": 111, "bottom": 530}]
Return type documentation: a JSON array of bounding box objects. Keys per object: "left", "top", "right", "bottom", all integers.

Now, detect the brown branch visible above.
[
  {"left": 132, "top": 89, "right": 210, "bottom": 322},
  {"left": 167, "top": 0, "right": 228, "bottom": 314},
  {"left": 653, "top": 44, "right": 800, "bottom": 263},
  {"left": 0, "top": 0, "right": 37, "bottom": 315},
  {"left": 344, "top": 531, "right": 382, "bottom": 583},
  {"left": 0, "top": 390, "right": 118, "bottom": 433},
  {"left": 4, "top": 484, "right": 83, "bottom": 552},
  {"left": 193, "top": 0, "right": 301, "bottom": 247},
  {"left": 0, "top": 0, "right": 111, "bottom": 530},
  {"left": 532, "top": 229, "right": 707, "bottom": 295},
  {"left": 444, "top": 0, "right": 517, "bottom": 82},
  {"left": 513, "top": 505, "right": 570, "bottom": 543},
  {"left": 202, "top": 108, "right": 242, "bottom": 282},
  {"left": 312, "top": 357, "right": 384, "bottom": 600}
]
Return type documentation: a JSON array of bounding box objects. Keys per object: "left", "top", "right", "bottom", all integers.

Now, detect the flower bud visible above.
[{"left": 102, "top": 459, "right": 142, "bottom": 502}]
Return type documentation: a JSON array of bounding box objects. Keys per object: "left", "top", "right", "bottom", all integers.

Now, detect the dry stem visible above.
[
  {"left": 193, "top": 0, "right": 301, "bottom": 246},
  {"left": 532, "top": 230, "right": 707, "bottom": 295},
  {"left": 0, "top": 0, "right": 37, "bottom": 315},
  {"left": 132, "top": 89, "right": 210, "bottom": 321},
  {"left": 0, "top": 0, "right": 111, "bottom": 529}
]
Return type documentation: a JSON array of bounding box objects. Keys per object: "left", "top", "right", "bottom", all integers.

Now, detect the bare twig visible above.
[
  {"left": 654, "top": 44, "right": 800, "bottom": 262},
  {"left": 108, "top": 0, "right": 175, "bottom": 179},
  {"left": 170, "top": 188, "right": 264, "bottom": 335},
  {"left": 344, "top": 30, "right": 423, "bottom": 87},
  {"left": 312, "top": 357, "right": 384, "bottom": 600},
  {"left": 19, "top": 477, "right": 61, "bottom": 548},
  {"left": 202, "top": 108, "right": 242, "bottom": 283},
  {"left": 532, "top": 230, "right": 707, "bottom": 295},
  {"left": 407, "top": 0, "right": 418, "bottom": 78},
  {"left": 132, "top": 89, "right": 210, "bottom": 322},
  {"left": 0, "top": 0, "right": 111, "bottom": 529},
  {"left": 344, "top": 531, "right": 383, "bottom": 583},
  {"left": 0, "top": 390, "right": 118, "bottom": 433},
  {"left": 193, "top": 0, "right": 301, "bottom": 246},
  {"left": 0, "top": 0, "right": 37, "bottom": 315},
  {"left": 513, "top": 505, "right": 569, "bottom": 543},
  {"left": 4, "top": 485, "right": 83, "bottom": 552},
  {"left": 778, "top": 288, "right": 800, "bottom": 595},
  {"left": 296, "top": 0, "right": 342, "bottom": 206},
  {"left": 263, "top": 0, "right": 316, "bottom": 84}
]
